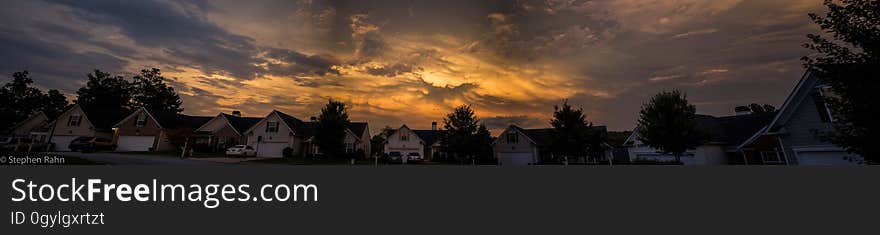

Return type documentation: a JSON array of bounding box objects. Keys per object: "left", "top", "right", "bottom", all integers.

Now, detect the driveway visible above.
[{"left": 58, "top": 152, "right": 224, "bottom": 166}]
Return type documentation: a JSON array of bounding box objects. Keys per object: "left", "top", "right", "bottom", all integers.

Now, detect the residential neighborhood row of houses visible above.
[
  {"left": 9, "top": 107, "right": 372, "bottom": 159},
  {"left": 4, "top": 70, "right": 866, "bottom": 165}
]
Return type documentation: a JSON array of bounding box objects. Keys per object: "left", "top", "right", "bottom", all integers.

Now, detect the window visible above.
[
  {"left": 507, "top": 132, "right": 518, "bottom": 144},
  {"left": 400, "top": 134, "right": 409, "bottom": 141},
  {"left": 812, "top": 88, "right": 833, "bottom": 123},
  {"left": 135, "top": 114, "right": 146, "bottom": 127},
  {"left": 266, "top": 121, "right": 279, "bottom": 133},
  {"left": 760, "top": 151, "right": 783, "bottom": 164},
  {"left": 345, "top": 142, "right": 355, "bottom": 153},
  {"left": 67, "top": 115, "right": 82, "bottom": 126}
]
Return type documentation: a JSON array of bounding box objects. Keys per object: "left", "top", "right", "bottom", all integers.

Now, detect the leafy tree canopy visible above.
[
  {"left": 804, "top": 0, "right": 880, "bottom": 163},
  {"left": 637, "top": 90, "right": 707, "bottom": 162},
  {"left": 315, "top": 99, "right": 350, "bottom": 158}
]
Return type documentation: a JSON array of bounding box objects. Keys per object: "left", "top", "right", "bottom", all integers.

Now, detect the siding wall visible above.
[
  {"left": 116, "top": 110, "right": 162, "bottom": 136},
  {"left": 779, "top": 88, "right": 838, "bottom": 164},
  {"left": 51, "top": 106, "right": 96, "bottom": 137},
  {"left": 384, "top": 127, "right": 423, "bottom": 157}
]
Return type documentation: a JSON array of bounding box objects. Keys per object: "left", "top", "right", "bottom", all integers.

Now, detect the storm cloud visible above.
[{"left": 0, "top": 0, "right": 827, "bottom": 135}]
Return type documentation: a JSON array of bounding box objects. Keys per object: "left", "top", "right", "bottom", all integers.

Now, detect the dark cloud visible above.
[
  {"left": 263, "top": 48, "right": 341, "bottom": 77},
  {"left": 0, "top": 28, "right": 128, "bottom": 92},
  {"left": 364, "top": 63, "right": 420, "bottom": 77}
]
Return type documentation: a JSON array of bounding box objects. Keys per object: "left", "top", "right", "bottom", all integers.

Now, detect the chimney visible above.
[
  {"left": 231, "top": 111, "right": 241, "bottom": 117},
  {"left": 734, "top": 106, "right": 752, "bottom": 116},
  {"left": 310, "top": 116, "right": 317, "bottom": 122},
  {"left": 431, "top": 121, "right": 437, "bottom": 131}
]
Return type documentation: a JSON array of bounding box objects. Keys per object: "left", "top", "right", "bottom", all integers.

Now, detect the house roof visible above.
[
  {"left": 79, "top": 105, "right": 129, "bottom": 130},
  {"left": 505, "top": 125, "right": 609, "bottom": 146},
  {"left": 275, "top": 110, "right": 309, "bottom": 135},
  {"left": 348, "top": 122, "right": 369, "bottom": 137},
  {"left": 220, "top": 113, "right": 262, "bottom": 134},
  {"left": 412, "top": 130, "right": 441, "bottom": 145},
  {"left": 693, "top": 112, "right": 777, "bottom": 146},
  {"left": 150, "top": 111, "right": 213, "bottom": 129}
]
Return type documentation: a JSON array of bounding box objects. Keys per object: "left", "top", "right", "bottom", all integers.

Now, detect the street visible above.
[{"left": 58, "top": 152, "right": 224, "bottom": 166}]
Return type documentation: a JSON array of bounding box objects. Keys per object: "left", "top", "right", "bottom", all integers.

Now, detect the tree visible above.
[
  {"left": 474, "top": 124, "right": 495, "bottom": 164},
  {"left": 747, "top": 103, "right": 776, "bottom": 114},
  {"left": 549, "top": 100, "right": 593, "bottom": 163},
  {"left": 75, "top": 69, "right": 133, "bottom": 115},
  {"left": 803, "top": 0, "right": 880, "bottom": 164},
  {"left": 43, "top": 89, "right": 71, "bottom": 118},
  {"left": 0, "top": 71, "right": 70, "bottom": 133},
  {"left": 370, "top": 126, "right": 395, "bottom": 158},
  {"left": 439, "top": 104, "right": 481, "bottom": 164},
  {"left": 315, "top": 99, "right": 350, "bottom": 160},
  {"left": 637, "top": 90, "right": 707, "bottom": 163},
  {"left": 132, "top": 68, "right": 183, "bottom": 113}
]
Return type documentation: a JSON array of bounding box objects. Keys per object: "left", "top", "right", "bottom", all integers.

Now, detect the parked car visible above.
[
  {"left": 1, "top": 137, "right": 31, "bottom": 151},
  {"left": 226, "top": 145, "right": 257, "bottom": 157},
  {"left": 1, "top": 137, "right": 15, "bottom": 151},
  {"left": 406, "top": 152, "right": 423, "bottom": 161},
  {"left": 387, "top": 151, "right": 403, "bottom": 162},
  {"left": 68, "top": 137, "right": 116, "bottom": 153}
]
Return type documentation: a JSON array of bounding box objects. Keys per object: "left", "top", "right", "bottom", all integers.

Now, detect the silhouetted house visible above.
[
  {"left": 383, "top": 122, "right": 444, "bottom": 161},
  {"left": 301, "top": 121, "right": 371, "bottom": 159},
  {"left": 112, "top": 107, "right": 212, "bottom": 151},
  {"left": 492, "top": 124, "right": 612, "bottom": 165},
  {"left": 48, "top": 104, "right": 126, "bottom": 151},
  {"left": 9, "top": 112, "right": 51, "bottom": 142},
  {"left": 624, "top": 112, "right": 775, "bottom": 165},
  {"left": 193, "top": 111, "right": 262, "bottom": 151},
  {"left": 736, "top": 70, "right": 864, "bottom": 165},
  {"left": 244, "top": 110, "right": 370, "bottom": 158}
]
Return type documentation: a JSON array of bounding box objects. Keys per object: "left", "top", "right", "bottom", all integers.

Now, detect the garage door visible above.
[
  {"left": 797, "top": 151, "right": 864, "bottom": 166},
  {"left": 256, "top": 142, "right": 288, "bottom": 158},
  {"left": 116, "top": 136, "right": 156, "bottom": 152},
  {"left": 498, "top": 153, "right": 535, "bottom": 166},
  {"left": 50, "top": 135, "right": 80, "bottom": 152}
]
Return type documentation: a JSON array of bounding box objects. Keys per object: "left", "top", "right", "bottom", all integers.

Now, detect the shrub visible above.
[{"left": 282, "top": 147, "right": 294, "bottom": 158}]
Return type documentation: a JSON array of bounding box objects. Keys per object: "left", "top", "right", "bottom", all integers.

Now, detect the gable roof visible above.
[
  {"left": 412, "top": 129, "right": 441, "bottom": 145},
  {"left": 78, "top": 105, "right": 129, "bottom": 130},
  {"left": 348, "top": 122, "right": 369, "bottom": 137},
  {"left": 766, "top": 70, "right": 819, "bottom": 132},
  {"left": 10, "top": 112, "right": 49, "bottom": 133},
  {"left": 220, "top": 113, "right": 263, "bottom": 134},
  {"left": 150, "top": 110, "right": 213, "bottom": 129},
  {"left": 275, "top": 110, "right": 309, "bottom": 135}
]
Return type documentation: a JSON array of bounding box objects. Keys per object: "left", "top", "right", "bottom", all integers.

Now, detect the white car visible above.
[{"left": 225, "top": 145, "right": 257, "bottom": 157}]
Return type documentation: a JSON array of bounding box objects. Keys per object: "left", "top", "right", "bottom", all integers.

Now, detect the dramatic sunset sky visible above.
[{"left": 0, "top": 0, "right": 825, "bottom": 133}]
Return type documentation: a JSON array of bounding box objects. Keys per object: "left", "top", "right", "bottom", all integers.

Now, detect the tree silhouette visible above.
[
  {"left": 315, "top": 99, "right": 350, "bottom": 159},
  {"left": 550, "top": 100, "right": 592, "bottom": 163},
  {"left": 474, "top": 124, "right": 494, "bottom": 164},
  {"left": 0, "top": 71, "right": 70, "bottom": 133},
  {"left": 804, "top": 0, "right": 880, "bottom": 164},
  {"left": 747, "top": 103, "right": 776, "bottom": 114},
  {"left": 132, "top": 68, "right": 183, "bottom": 113},
  {"left": 42, "top": 89, "right": 71, "bottom": 119},
  {"left": 637, "top": 90, "right": 707, "bottom": 163},
  {"left": 439, "top": 104, "right": 480, "bottom": 164},
  {"left": 370, "top": 126, "right": 394, "bottom": 158},
  {"left": 75, "top": 69, "right": 133, "bottom": 115}
]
